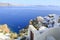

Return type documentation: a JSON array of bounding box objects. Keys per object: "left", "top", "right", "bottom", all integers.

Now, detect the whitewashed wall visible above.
[{"left": 28, "top": 25, "right": 60, "bottom": 40}]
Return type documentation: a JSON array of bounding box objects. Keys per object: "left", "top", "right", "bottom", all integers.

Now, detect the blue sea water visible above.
[{"left": 0, "top": 6, "right": 60, "bottom": 33}]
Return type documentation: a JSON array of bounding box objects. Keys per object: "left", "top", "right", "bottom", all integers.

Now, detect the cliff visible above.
[{"left": 0, "top": 24, "right": 10, "bottom": 33}]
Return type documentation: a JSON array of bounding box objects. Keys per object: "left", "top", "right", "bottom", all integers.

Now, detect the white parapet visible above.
[
  {"left": 28, "top": 25, "right": 60, "bottom": 40},
  {"left": 38, "top": 27, "right": 60, "bottom": 40}
]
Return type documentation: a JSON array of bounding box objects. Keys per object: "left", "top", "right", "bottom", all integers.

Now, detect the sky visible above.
[{"left": 0, "top": 0, "right": 60, "bottom": 6}]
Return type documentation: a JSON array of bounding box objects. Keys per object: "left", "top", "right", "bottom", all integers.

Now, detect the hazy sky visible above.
[{"left": 0, "top": 0, "right": 60, "bottom": 5}]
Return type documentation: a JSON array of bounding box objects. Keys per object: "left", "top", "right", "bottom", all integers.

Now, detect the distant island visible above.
[
  {"left": 0, "top": 3, "right": 21, "bottom": 6},
  {"left": 0, "top": 3, "right": 11, "bottom": 6}
]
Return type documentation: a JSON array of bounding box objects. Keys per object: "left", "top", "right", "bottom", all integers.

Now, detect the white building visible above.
[
  {"left": 28, "top": 25, "right": 60, "bottom": 40},
  {"left": 0, "top": 33, "right": 10, "bottom": 40},
  {"left": 28, "top": 14, "right": 60, "bottom": 40}
]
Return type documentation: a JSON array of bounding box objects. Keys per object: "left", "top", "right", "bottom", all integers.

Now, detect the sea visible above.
[{"left": 0, "top": 6, "right": 60, "bottom": 33}]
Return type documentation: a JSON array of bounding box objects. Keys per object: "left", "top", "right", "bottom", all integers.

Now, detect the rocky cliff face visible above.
[{"left": 0, "top": 24, "right": 10, "bottom": 33}]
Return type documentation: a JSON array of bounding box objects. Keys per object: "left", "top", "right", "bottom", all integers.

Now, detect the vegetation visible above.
[{"left": 10, "top": 32, "right": 18, "bottom": 39}]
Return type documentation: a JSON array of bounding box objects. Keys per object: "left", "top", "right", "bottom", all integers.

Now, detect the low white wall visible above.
[
  {"left": 39, "top": 27, "right": 60, "bottom": 40},
  {"left": 28, "top": 25, "right": 60, "bottom": 40}
]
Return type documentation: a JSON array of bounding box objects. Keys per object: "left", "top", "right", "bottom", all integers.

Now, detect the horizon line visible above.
[{"left": 0, "top": 2, "right": 60, "bottom": 6}]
